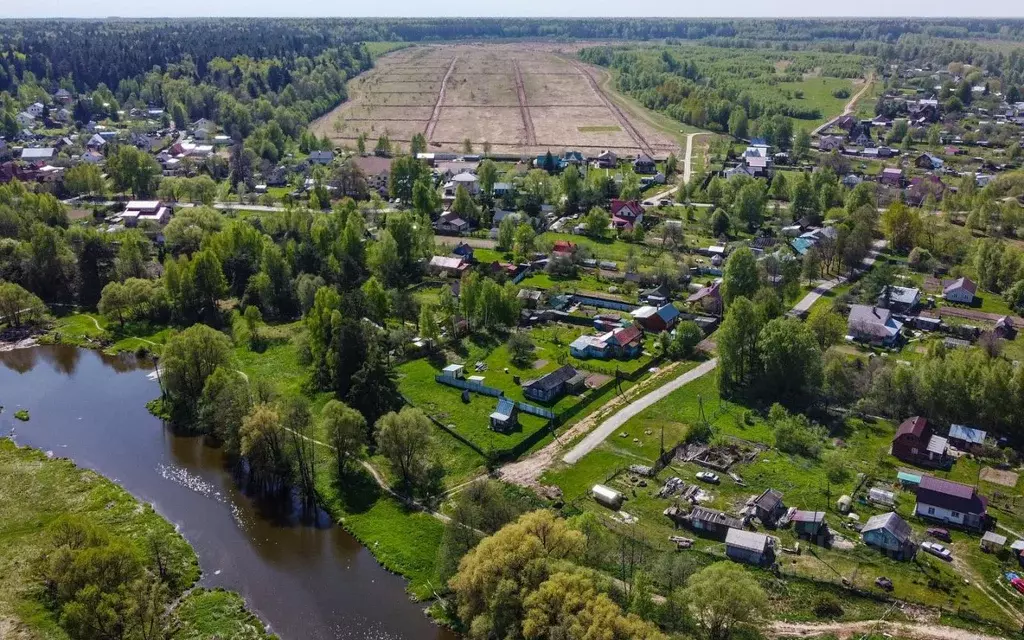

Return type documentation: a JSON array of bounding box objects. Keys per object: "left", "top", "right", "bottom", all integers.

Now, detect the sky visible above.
[{"left": 11, "top": 2, "right": 1024, "bottom": 18}]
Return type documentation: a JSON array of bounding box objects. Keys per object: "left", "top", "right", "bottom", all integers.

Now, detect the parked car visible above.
[
  {"left": 926, "top": 527, "right": 951, "bottom": 542},
  {"left": 695, "top": 471, "right": 720, "bottom": 484},
  {"left": 1006, "top": 573, "right": 1024, "bottom": 594},
  {"left": 875, "top": 577, "right": 894, "bottom": 591},
  {"left": 921, "top": 541, "right": 953, "bottom": 561}
]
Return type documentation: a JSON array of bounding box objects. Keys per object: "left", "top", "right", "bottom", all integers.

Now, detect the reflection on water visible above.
[{"left": 0, "top": 345, "right": 455, "bottom": 640}]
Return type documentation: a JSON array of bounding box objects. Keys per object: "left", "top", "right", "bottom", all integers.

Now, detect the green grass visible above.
[
  {"left": 170, "top": 589, "right": 272, "bottom": 640},
  {"left": 0, "top": 439, "right": 266, "bottom": 638},
  {"left": 782, "top": 77, "right": 857, "bottom": 129},
  {"left": 364, "top": 42, "right": 411, "bottom": 58},
  {"left": 43, "top": 311, "right": 172, "bottom": 356},
  {"left": 542, "top": 369, "right": 1024, "bottom": 631}
]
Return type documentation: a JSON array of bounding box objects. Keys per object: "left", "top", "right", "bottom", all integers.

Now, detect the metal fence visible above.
[{"left": 434, "top": 374, "right": 556, "bottom": 419}]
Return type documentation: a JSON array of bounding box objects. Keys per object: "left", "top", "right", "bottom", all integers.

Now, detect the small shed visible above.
[
  {"left": 948, "top": 425, "right": 987, "bottom": 452},
  {"left": 837, "top": 495, "right": 852, "bottom": 513},
  {"left": 489, "top": 398, "right": 519, "bottom": 433},
  {"left": 753, "top": 489, "right": 786, "bottom": 527},
  {"left": 725, "top": 528, "right": 775, "bottom": 566},
  {"left": 592, "top": 484, "right": 624, "bottom": 510},
  {"left": 442, "top": 364, "right": 465, "bottom": 379},
  {"left": 981, "top": 531, "right": 1007, "bottom": 552},
  {"left": 897, "top": 471, "right": 922, "bottom": 490}
]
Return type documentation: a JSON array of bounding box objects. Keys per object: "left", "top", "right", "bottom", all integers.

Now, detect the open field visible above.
[{"left": 312, "top": 43, "right": 681, "bottom": 157}]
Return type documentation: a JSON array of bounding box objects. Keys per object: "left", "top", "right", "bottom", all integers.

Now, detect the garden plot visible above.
[
  {"left": 522, "top": 73, "right": 603, "bottom": 106},
  {"left": 531, "top": 106, "right": 639, "bottom": 150},
  {"left": 443, "top": 74, "right": 519, "bottom": 106},
  {"left": 432, "top": 106, "right": 526, "bottom": 147}
]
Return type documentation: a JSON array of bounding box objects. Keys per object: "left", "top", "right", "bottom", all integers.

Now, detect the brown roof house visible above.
[
  {"left": 915, "top": 476, "right": 988, "bottom": 532},
  {"left": 847, "top": 304, "right": 903, "bottom": 347},
  {"left": 943, "top": 277, "right": 977, "bottom": 305},
  {"left": 753, "top": 489, "right": 786, "bottom": 527},
  {"left": 892, "top": 416, "right": 952, "bottom": 469}
]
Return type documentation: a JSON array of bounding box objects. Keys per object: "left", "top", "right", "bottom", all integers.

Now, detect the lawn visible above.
[
  {"left": 0, "top": 439, "right": 266, "bottom": 638},
  {"left": 43, "top": 311, "right": 173, "bottom": 356},
  {"left": 542, "top": 369, "right": 1024, "bottom": 632},
  {"left": 539, "top": 232, "right": 643, "bottom": 264},
  {"left": 781, "top": 76, "right": 857, "bottom": 129}
]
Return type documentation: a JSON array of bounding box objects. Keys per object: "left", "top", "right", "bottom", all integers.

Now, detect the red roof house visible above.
[
  {"left": 891, "top": 416, "right": 952, "bottom": 469},
  {"left": 914, "top": 476, "right": 988, "bottom": 531}
]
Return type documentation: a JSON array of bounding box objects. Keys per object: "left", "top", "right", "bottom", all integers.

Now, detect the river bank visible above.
[
  {"left": 0, "top": 343, "right": 456, "bottom": 639},
  {"left": 0, "top": 437, "right": 271, "bottom": 639}
]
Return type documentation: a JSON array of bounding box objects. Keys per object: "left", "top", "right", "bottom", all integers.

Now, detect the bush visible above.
[
  {"left": 832, "top": 88, "right": 851, "bottom": 99},
  {"left": 14, "top": 409, "right": 30, "bottom": 421},
  {"left": 813, "top": 593, "right": 844, "bottom": 618}
]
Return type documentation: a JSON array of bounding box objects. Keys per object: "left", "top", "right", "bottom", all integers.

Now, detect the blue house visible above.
[
  {"left": 489, "top": 398, "right": 519, "bottom": 433},
  {"left": 861, "top": 512, "right": 916, "bottom": 560},
  {"left": 452, "top": 242, "right": 475, "bottom": 261}
]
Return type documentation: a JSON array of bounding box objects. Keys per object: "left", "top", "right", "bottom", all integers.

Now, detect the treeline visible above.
[{"left": 578, "top": 45, "right": 866, "bottom": 133}]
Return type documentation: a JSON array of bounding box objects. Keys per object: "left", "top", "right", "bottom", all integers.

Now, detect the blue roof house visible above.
[{"left": 489, "top": 398, "right": 519, "bottom": 433}]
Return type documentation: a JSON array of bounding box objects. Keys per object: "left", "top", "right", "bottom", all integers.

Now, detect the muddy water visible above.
[{"left": 0, "top": 345, "right": 455, "bottom": 640}]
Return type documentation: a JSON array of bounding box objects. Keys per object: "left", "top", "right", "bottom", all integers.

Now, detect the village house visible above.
[
  {"left": 569, "top": 325, "right": 644, "bottom": 360},
  {"left": 943, "top": 277, "right": 977, "bottom": 304},
  {"left": 892, "top": 416, "right": 953, "bottom": 469},
  {"left": 428, "top": 255, "right": 469, "bottom": 277},
  {"left": 632, "top": 153, "right": 656, "bottom": 174},
  {"left": 725, "top": 529, "right": 775, "bottom": 567},
  {"left": 915, "top": 152, "right": 944, "bottom": 170},
  {"left": 672, "top": 506, "right": 744, "bottom": 539},
  {"left": 834, "top": 114, "right": 857, "bottom": 132},
  {"left": 948, "top": 424, "right": 986, "bottom": 452},
  {"left": 120, "top": 201, "right": 171, "bottom": 227},
  {"left": 995, "top": 316, "right": 1016, "bottom": 339},
  {"left": 687, "top": 280, "right": 723, "bottom": 316},
  {"left": 351, "top": 155, "right": 392, "bottom": 196},
  {"left": 792, "top": 510, "right": 830, "bottom": 544},
  {"left": 434, "top": 212, "right": 471, "bottom": 235},
  {"left": 80, "top": 150, "right": 104, "bottom": 164},
  {"left": 862, "top": 512, "right": 917, "bottom": 560},
  {"left": 880, "top": 167, "right": 904, "bottom": 187},
  {"left": 27, "top": 102, "right": 44, "bottom": 118},
  {"left": 877, "top": 285, "right": 921, "bottom": 313},
  {"left": 522, "top": 364, "right": 586, "bottom": 403},
  {"left": 640, "top": 284, "right": 671, "bottom": 306},
  {"left": 753, "top": 489, "right": 786, "bottom": 527},
  {"left": 451, "top": 242, "right": 475, "bottom": 261},
  {"left": 818, "top": 135, "right": 845, "bottom": 152},
  {"left": 20, "top": 147, "right": 55, "bottom": 162},
  {"left": 308, "top": 150, "right": 334, "bottom": 166},
  {"left": 443, "top": 172, "right": 479, "bottom": 197},
  {"left": 54, "top": 88, "right": 72, "bottom": 104},
  {"left": 915, "top": 475, "right": 988, "bottom": 531},
  {"left": 595, "top": 149, "right": 617, "bottom": 168},
  {"left": 489, "top": 398, "right": 519, "bottom": 433},
  {"left": 630, "top": 303, "right": 680, "bottom": 332},
  {"left": 610, "top": 199, "right": 644, "bottom": 231},
  {"left": 847, "top": 304, "right": 903, "bottom": 347}
]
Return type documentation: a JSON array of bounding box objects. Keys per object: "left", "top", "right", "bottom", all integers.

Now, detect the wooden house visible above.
[
  {"left": 753, "top": 489, "right": 786, "bottom": 527},
  {"left": 862, "top": 512, "right": 916, "bottom": 560},
  {"left": 891, "top": 416, "right": 952, "bottom": 469},
  {"left": 725, "top": 529, "right": 775, "bottom": 566}
]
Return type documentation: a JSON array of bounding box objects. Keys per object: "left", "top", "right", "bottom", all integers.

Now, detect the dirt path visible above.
[
  {"left": 569, "top": 59, "right": 655, "bottom": 157},
  {"left": 425, "top": 56, "right": 458, "bottom": 141},
  {"left": 683, "top": 132, "right": 708, "bottom": 185},
  {"left": 812, "top": 73, "right": 875, "bottom": 136},
  {"left": 769, "top": 620, "right": 1008, "bottom": 640},
  {"left": 499, "top": 361, "right": 688, "bottom": 487},
  {"left": 562, "top": 358, "right": 719, "bottom": 464},
  {"left": 513, "top": 60, "right": 538, "bottom": 146}
]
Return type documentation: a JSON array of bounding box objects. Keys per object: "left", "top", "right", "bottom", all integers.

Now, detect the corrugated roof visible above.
[
  {"left": 726, "top": 528, "right": 769, "bottom": 552},
  {"left": 919, "top": 475, "right": 976, "bottom": 500},
  {"left": 792, "top": 510, "right": 825, "bottom": 523},
  {"left": 949, "top": 424, "right": 986, "bottom": 445},
  {"left": 896, "top": 416, "right": 928, "bottom": 440},
  {"left": 862, "top": 512, "right": 912, "bottom": 543}
]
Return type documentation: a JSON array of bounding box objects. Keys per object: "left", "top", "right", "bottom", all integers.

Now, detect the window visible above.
[
  {"left": 951, "top": 511, "right": 960, "bottom": 518},
  {"left": 911, "top": 447, "right": 919, "bottom": 454},
  {"left": 927, "top": 507, "right": 935, "bottom": 515}
]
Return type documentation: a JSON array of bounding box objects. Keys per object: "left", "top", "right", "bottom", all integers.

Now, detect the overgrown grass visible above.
[
  {"left": 0, "top": 439, "right": 266, "bottom": 638},
  {"left": 170, "top": 588, "right": 273, "bottom": 640}
]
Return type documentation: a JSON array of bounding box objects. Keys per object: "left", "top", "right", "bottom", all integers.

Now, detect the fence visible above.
[
  {"left": 572, "top": 294, "right": 638, "bottom": 313},
  {"left": 434, "top": 374, "right": 556, "bottom": 419}
]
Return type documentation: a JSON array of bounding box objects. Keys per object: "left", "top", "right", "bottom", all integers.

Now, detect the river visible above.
[{"left": 0, "top": 345, "right": 456, "bottom": 640}]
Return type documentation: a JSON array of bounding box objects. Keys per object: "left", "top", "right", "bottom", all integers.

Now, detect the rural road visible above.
[
  {"left": 768, "top": 619, "right": 1009, "bottom": 640},
  {"left": 641, "top": 132, "right": 708, "bottom": 206},
  {"left": 789, "top": 239, "right": 886, "bottom": 316},
  {"left": 562, "top": 358, "right": 719, "bottom": 464},
  {"left": 812, "top": 73, "right": 875, "bottom": 136}
]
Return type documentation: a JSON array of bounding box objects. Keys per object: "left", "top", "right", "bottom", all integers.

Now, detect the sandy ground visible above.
[{"left": 312, "top": 43, "right": 682, "bottom": 157}]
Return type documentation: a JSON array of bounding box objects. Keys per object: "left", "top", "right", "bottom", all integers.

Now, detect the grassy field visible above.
[
  {"left": 783, "top": 76, "right": 857, "bottom": 129},
  {"left": 542, "top": 370, "right": 1024, "bottom": 632},
  {"left": 0, "top": 439, "right": 267, "bottom": 639}
]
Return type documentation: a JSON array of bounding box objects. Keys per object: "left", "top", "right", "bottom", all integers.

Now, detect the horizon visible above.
[{"left": 9, "top": 7, "right": 1024, "bottom": 19}]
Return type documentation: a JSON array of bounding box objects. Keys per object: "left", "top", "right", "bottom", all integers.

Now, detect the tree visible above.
[
  {"left": 349, "top": 341, "right": 401, "bottom": 426},
  {"left": 728, "top": 107, "right": 748, "bottom": 139},
  {"left": 881, "top": 202, "right": 922, "bottom": 253},
  {"left": 793, "top": 128, "right": 811, "bottom": 161},
  {"left": 684, "top": 562, "right": 768, "bottom": 640},
  {"left": 321, "top": 399, "right": 367, "bottom": 476},
  {"left": 508, "top": 331, "right": 536, "bottom": 367},
  {"left": 0, "top": 280, "right": 46, "bottom": 327},
  {"left": 243, "top": 304, "right": 263, "bottom": 349},
  {"left": 664, "top": 153, "right": 678, "bottom": 177},
  {"left": 733, "top": 181, "right": 765, "bottom": 231},
  {"left": 374, "top": 132, "right": 392, "bottom": 157},
  {"left": 716, "top": 297, "right": 761, "bottom": 392},
  {"left": 198, "top": 367, "right": 251, "bottom": 455},
  {"left": 98, "top": 281, "right": 131, "bottom": 329},
  {"left": 106, "top": 145, "right": 161, "bottom": 197},
  {"left": 583, "top": 206, "right": 611, "bottom": 238},
  {"left": 410, "top": 132, "right": 427, "bottom": 156},
  {"left": 721, "top": 247, "right": 760, "bottom": 307},
  {"left": 497, "top": 214, "right": 517, "bottom": 251},
  {"left": 822, "top": 350, "right": 858, "bottom": 410},
  {"left": 513, "top": 223, "right": 536, "bottom": 262},
  {"left": 374, "top": 407, "right": 438, "bottom": 496},
  {"left": 451, "top": 185, "right": 478, "bottom": 222},
  {"left": 710, "top": 208, "right": 730, "bottom": 237},
  {"left": 806, "top": 305, "right": 846, "bottom": 349},
  {"left": 802, "top": 246, "right": 823, "bottom": 283},
  {"left": 361, "top": 276, "right": 390, "bottom": 324},
  {"left": 239, "top": 403, "right": 291, "bottom": 492},
  {"left": 478, "top": 160, "right": 499, "bottom": 201},
  {"left": 63, "top": 163, "right": 106, "bottom": 197},
  {"left": 389, "top": 155, "right": 426, "bottom": 203},
  {"left": 462, "top": 138, "right": 473, "bottom": 154},
  {"left": 161, "top": 324, "right": 232, "bottom": 421},
  {"left": 668, "top": 321, "right": 703, "bottom": 359},
  {"left": 419, "top": 302, "right": 439, "bottom": 346},
  {"left": 757, "top": 317, "right": 823, "bottom": 404}
]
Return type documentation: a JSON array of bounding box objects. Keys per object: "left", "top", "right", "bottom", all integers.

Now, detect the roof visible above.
[
  {"left": 429, "top": 256, "right": 466, "bottom": 270},
  {"left": 862, "top": 512, "right": 912, "bottom": 543},
  {"left": 524, "top": 364, "right": 579, "bottom": 392},
  {"left": 351, "top": 155, "right": 392, "bottom": 175},
  {"left": 949, "top": 425, "right": 986, "bottom": 445},
  {"left": 610, "top": 199, "right": 644, "bottom": 218},
  {"left": 926, "top": 434, "right": 949, "bottom": 456},
  {"left": 688, "top": 280, "right": 722, "bottom": 303},
  {"left": 943, "top": 277, "right": 977, "bottom": 296},
  {"left": 634, "top": 153, "right": 655, "bottom": 164},
  {"left": 882, "top": 167, "right": 903, "bottom": 176},
  {"left": 896, "top": 416, "right": 928, "bottom": 440},
  {"left": 21, "top": 147, "right": 54, "bottom": 160},
  {"left": 881, "top": 286, "right": 920, "bottom": 306},
  {"left": 982, "top": 531, "right": 1007, "bottom": 545},
  {"left": 725, "top": 528, "right": 770, "bottom": 553},
  {"left": 754, "top": 488, "right": 784, "bottom": 512},
  {"left": 688, "top": 506, "right": 743, "bottom": 529},
  {"left": 611, "top": 325, "right": 643, "bottom": 346},
  {"left": 656, "top": 304, "right": 680, "bottom": 323},
  {"left": 631, "top": 305, "right": 658, "bottom": 319},
  {"left": 792, "top": 510, "right": 826, "bottom": 524},
  {"left": 848, "top": 305, "right": 903, "bottom": 340},
  {"left": 917, "top": 476, "right": 986, "bottom": 514},
  {"left": 897, "top": 471, "right": 922, "bottom": 484},
  {"left": 490, "top": 398, "right": 516, "bottom": 421}
]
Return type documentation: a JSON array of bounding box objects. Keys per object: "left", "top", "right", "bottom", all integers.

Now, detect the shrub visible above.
[
  {"left": 832, "top": 88, "right": 851, "bottom": 99},
  {"left": 14, "top": 409, "right": 30, "bottom": 421},
  {"left": 813, "top": 594, "right": 844, "bottom": 618}
]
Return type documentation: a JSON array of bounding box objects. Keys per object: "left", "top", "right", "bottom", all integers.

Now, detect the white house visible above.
[
  {"left": 443, "top": 172, "right": 479, "bottom": 197},
  {"left": 943, "top": 277, "right": 977, "bottom": 304},
  {"left": 120, "top": 201, "right": 171, "bottom": 227},
  {"left": 27, "top": 102, "right": 45, "bottom": 117},
  {"left": 80, "top": 150, "right": 104, "bottom": 164},
  {"left": 16, "top": 112, "right": 36, "bottom": 128},
  {"left": 914, "top": 475, "right": 988, "bottom": 532}
]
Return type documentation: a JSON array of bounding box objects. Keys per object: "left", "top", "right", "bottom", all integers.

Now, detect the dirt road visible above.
[
  {"left": 562, "top": 358, "right": 718, "bottom": 464},
  {"left": 683, "top": 131, "right": 707, "bottom": 185},
  {"left": 425, "top": 57, "right": 458, "bottom": 141},
  {"left": 812, "top": 73, "right": 875, "bottom": 136},
  {"left": 769, "top": 620, "right": 1009, "bottom": 640},
  {"left": 789, "top": 239, "right": 886, "bottom": 316},
  {"left": 512, "top": 60, "right": 538, "bottom": 146}
]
